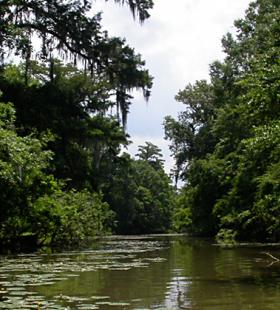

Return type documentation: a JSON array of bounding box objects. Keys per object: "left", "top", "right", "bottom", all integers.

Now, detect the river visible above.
[{"left": 1, "top": 235, "right": 280, "bottom": 309}]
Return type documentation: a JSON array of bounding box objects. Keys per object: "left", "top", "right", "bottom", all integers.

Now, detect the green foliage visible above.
[
  {"left": 136, "top": 141, "right": 164, "bottom": 170},
  {"left": 0, "top": 0, "right": 181, "bottom": 251},
  {"left": 0, "top": 0, "right": 153, "bottom": 61},
  {"left": 104, "top": 148, "right": 175, "bottom": 234},
  {"left": 0, "top": 0, "right": 178, "bottom": 251},
  {"left": 131, "top": 159, "right": 174, "bottom": 233},
  {"left": 0, "top": 102, "right": 54, "bottom": 241},
  {"left": 167, "top": 0, "right": 280, "bottom": 241},
  {"left": 164, "top": 80, "right": 217, "bottom": 184},
  {"left": 0, "top": 61, "right": 132, "bottom": 189},
  {"left": 252, "top": 163, "right": 280, "bottom": 240},
  {"left": 0, "top": 102, "right": 116, "bottom": 247},
  {"left": 31, "top": 190, "right": 115, "bottom": 246},
  {"left": 214, "top": 121, "right": 280, "bottom": 240},
  {"left": 172, "top": 188, "right": 192, "bottom": 232},
  {"left": 0, "top": 1, "right": 153, "bottom": 125},
  {"left": 0, "top": 101, "right": 16, "bottom": 128},
  {"left": 216, "top": 229, "right": 237, "bottom": 244}
]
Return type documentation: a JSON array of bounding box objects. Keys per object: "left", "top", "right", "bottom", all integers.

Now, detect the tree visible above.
[
  {"left": 104, "top": 146, "right": 175, "bottom": 234},
  {"left": 136, "top": 141, "right": 164, "bottom": 170},
  {"left": 0, "top": 101, "right": 116, "bottom": 248},
  {"left": 214, "top": 121, "right": 280, "bottom": 241},
  {"left": 166, "top": 0, "right": 280, "bottom": 241},
  {"left": 0, "top": 101, "right": 53, "bottom": 242},
  {"left": 0, "top": 61, "right": 148, "bottom": 190},
  {"left": 31, "top": 190, "right": 115, "bottom": 246},
  {"left": 0, "top": 0, "right": 153, "bottom": 62},
  {"left": 0, "top": 0, "right": 163, "bottom": 248},
  {"left": 164, "top": 80, "right": 217, "bottom": 184},
  {"left": 0, "top": 0, "right": 153, "bottom": 125}
]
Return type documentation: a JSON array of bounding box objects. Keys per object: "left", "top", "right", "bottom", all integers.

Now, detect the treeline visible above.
[
  {"left": 165, "top": 0, "right": 280, "bottom": 242},
  {"left": 0, "top": 0, "right": 175, "bottom": 249},
  {"left": 1, "top": 0, "right": 278, "bottom": 248}
]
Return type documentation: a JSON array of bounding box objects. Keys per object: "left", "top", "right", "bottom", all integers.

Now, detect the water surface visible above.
[{"left": 1, "top": 235, "right": 280, "bottom": 309}]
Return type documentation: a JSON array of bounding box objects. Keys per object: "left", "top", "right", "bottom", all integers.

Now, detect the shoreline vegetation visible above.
[{"left": 0, "top": 0, "right": 279, "bottom": 252}]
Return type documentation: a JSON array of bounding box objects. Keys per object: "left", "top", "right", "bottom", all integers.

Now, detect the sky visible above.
[{"left": 93, "top": 0, "right": 252, "bottom": 172}]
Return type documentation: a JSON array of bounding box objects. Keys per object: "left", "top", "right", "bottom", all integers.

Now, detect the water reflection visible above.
[
  {"left": 1, "top": 235, "right": 280, "bottom": 309},
  {"left": 166, "top": 237, "right": 280, "bottom": 309}
]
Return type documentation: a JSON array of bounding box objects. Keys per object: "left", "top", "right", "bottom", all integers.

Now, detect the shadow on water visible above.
[{"left": 1, "top": 235, "right": 280, "bottom": 309}]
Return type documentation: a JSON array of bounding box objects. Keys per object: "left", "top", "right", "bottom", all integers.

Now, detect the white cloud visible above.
[{"left": 93, "top": 0, "right": 251, "bottom": 173}]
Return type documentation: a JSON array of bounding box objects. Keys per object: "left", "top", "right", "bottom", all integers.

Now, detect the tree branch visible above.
[
  {"left": 263, "top": 252, "right": 280, "bottom": 261},
  {"left": 16, "top": 22, "right": 91, "bottom": 61}
]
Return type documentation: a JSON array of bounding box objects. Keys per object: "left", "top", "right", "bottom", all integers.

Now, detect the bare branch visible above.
[{"left": 263, "top": 252, "right": 280, "bottom": 262}]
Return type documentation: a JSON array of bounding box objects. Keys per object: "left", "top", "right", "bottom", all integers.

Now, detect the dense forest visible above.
[
  {"left": 0, "top": 0, "right": 279, "bottom": 250},
  {"left": 0, "top": 0, "right": 175, "bottom": 249},
  {"left": 166, "top": 0, "right": 280, "bottom": 242}
]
